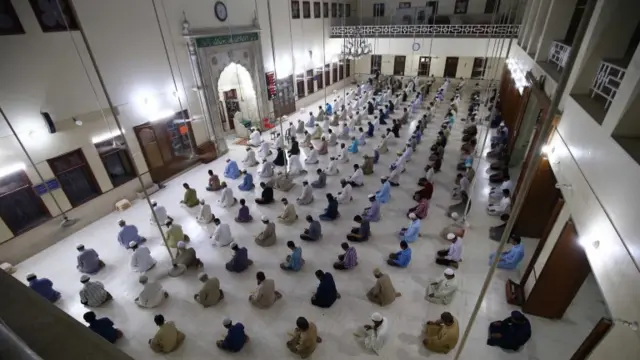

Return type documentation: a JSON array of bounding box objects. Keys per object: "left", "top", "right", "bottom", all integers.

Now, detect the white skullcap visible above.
[
  {"left": 368, "top": 194, "right": 376, "bottom": 198},
  {"left": 197, "top": 272, "right": 208, "bottom": 280},
  {"left": 129, "top": 241, "right": 138, "bottom": 248},
  {"left": 230, "top": 242, "right": 237, "bottom": 248},
  {"left": 177, "top": 241, "right": 186, "bottom": 249},
  {"left": 222, "top": 317, "right": 232, "bottom": 326},
  {"left": 444, "top": 268, "right": 455, "bottom": 276},
  {"left": 261, "top": 215, "right": 269, "bottom": 221},
  {"left": 80, "top": 274, "right": 90, "bottom": 282},
  {"left": 447, "top": 233, "right": 456, "bottom": 240},
  {"left": 371, "top": 312, "right": 383, "bottom": 322},
  {"left": 409, "top": 213, "right": 417, "bottom": 219},
  {"left": 451, "top": 212, "right": 459, "bottom": 220},
  {"left": 381, "top": 175, "right": 389, "bottom": 180},
  {"left": 76, "top": 244, "right": 85, "bottom": 250}
]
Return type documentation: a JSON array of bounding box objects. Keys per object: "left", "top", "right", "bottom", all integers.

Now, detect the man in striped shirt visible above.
[
  {"left": 333, "top": 242, "right": 358, "bottom": 270},
  {"left": 79, "top": 275, "right": 112, "bottom": 307}
]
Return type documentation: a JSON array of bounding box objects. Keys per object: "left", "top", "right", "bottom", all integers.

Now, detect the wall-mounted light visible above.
[
  {"left": 614, "top": 318, "right": 639, "bottom": 331},
  {"left": 554, "top": 183, "right": 572, "bottom": 190},
  {"left": 506, "top": 57, "right": 530, "bottom": 95},
  {"left": 0, "top": 163, "right": 26, "bottom": 179}
]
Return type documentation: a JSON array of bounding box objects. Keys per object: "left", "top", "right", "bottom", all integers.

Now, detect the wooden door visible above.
[
  {"left": 523, "top": 220, "right": 590, "bottom": 319},
  {"left": 444, "top": 57, "right": 459, "bottom": 78},
  {"left": 393, "top": 56, "right": 406, "bottom": 75},
  {"left": 570, "top": 318, "right": 613, "bottom": 360},
  {"left": 418, "top": 56, "right": 431, "bottom": 76},
  {"left": 223, "top": 89, "right": 238, "bottom": 130}
]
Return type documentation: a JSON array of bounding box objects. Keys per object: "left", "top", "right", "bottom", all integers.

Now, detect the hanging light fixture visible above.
[{"left": 340, "top": 37, "right": 372, "bottom": 60}]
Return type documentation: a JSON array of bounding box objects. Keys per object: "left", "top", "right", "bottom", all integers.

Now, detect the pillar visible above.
[
  {"left": 522, "top": 220, "right": 591, "bottom": 319},
  {"left": 524, "top": 0, "right": 552, "bottom": 55},
  {"left": 0, "top": 271, "right": 133, "bottom": 359},
  {"left": 534, "top": 0, "right": 580, "bottom": 62},
  {"left": 518, "top": 0, "right": 538, "bottom": 47}
]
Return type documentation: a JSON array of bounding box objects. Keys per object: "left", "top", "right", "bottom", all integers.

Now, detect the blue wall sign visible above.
[{"left": 33, "top": 179, "right": 60, "bottom": 195}]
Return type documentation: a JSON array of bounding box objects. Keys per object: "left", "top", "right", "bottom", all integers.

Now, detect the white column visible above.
[
  {"left": 519, "top": 0, "right": 539, "bottom": 48},
  {"left": 534, "top": 0, "right": 580, "bottom": 62},
  {"left": 525, "top": 0, "right": 553, "bottom": 55}
]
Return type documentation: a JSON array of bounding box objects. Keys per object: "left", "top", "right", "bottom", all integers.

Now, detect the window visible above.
[
  {"left": 48, "top": 149, "right": 101, "bottom": 207},
  {"left": 454, "top": 0, "right": 469, "bottom": 14},
  {"left": 314, "top": 1, "right": 321, "bottom": 18},
  {"left": 94, "top": 136, "right": 137, "bottom": 187},
  {"left": 316, "top": 68, "right": 324, "bottom": 90},
  {"left": 296, "top": 73, "right": 306, "bottom": 99},
  {"left": 0, "top": 0, "right": 25, "bottom": 35},
  {"left": 346, "top": 60, "right": 351, "bottom": 77},
  {"left": 370, "top": 55, "right": 382, "bottom": 74},
  {"left": 323, "top": 2, "right": 329, "bottom": 17},
  {"left": 339, "top": 61, "right": 344, "bottom": 80},
  {"left": 373, "top": 3, "right": 385, "bottom": 17},
  {"left": 331, "top": 2, "right": 337, "bottom": 18},
  {"left": 303, "top": 1, "right": 311, "bottom": 18},
  {"left": 484, "top": 0, "right": 500, "bottom": 14},
  {"left": 471, "top": 57, "right": 487, "bottom": 78},
  {"left": 393, "top": 56, "right": 406, "bottom": 75},
  {"left": 29, "top": 0, "right": 79, "bottom": 32},
  {"left": 332, "top": 63, "right": 338, "bottom": 83},
  {"left": 399, "top": 2, "right": 412, "bottom": 9},
  {"left": 306, "top": 70, "right": 315, "bottom": 94},
  {"left": 324, "top": 64, "right": 331, "bottom": 86},
  {"left": 0, "top": 171, "right": 50, "bottom": 235},
  {"left": 338, "top": 3, "right": 343, "bottom": 17},
  {"left": 346, "top": 4, "right": 351, "bottom": 17},
  {"left": 417, "top": 10, "right": 426, "bottom": 23},
  {"left": 291, "top": 0, "right": 301, "bottom": 19},
  {"left": 418, "top": 56, "right": 431, "bottom": 76}
]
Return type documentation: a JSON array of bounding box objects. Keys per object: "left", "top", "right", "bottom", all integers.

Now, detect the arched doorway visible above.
[{"left": 217, "top": 62, "right": 258, "bottom": 137}]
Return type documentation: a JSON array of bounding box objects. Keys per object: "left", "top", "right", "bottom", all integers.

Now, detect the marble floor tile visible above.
[{"left": 13, "top": 81, "right": 607, "bottom": 359}]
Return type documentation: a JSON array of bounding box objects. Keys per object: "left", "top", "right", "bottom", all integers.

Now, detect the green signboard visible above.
[{"left": 195, "top": 32, "right": 259, "bottom": 48}]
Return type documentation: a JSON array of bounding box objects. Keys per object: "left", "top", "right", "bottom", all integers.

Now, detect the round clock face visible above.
[{"left": 215, "top": 1, "right": 228, "bottom": 22}]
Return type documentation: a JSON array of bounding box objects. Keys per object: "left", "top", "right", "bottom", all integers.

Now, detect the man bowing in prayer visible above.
[
  {"left": 175, "top": 241, "right": 203, "bottom": 269},
  {"left": 333, "top": 242, "right": 357, "bottom": 270},
  {"left": 217, "top": 318, "right": 249, "bottom": 353},
  {"left": 224, "top": 158, "right": 242, "bottom": 179},
  {"left": 311, "top": 270, "right": 340, "bottom": 308},
  {"left": 117, "top": 219, "right": 146, "bottom": 248},
  {"left": 226, "top": 243, "right": 254, "bottom": 273},
  {"left": 255, "top": 216, "right": 277, "bottom": 247},
  {"left": 398, "top": 213, "right": 421, "bottom": 243},
  {"left": 27, "top": 273, "right": 61, "bottom": 303},
  {"left": 78, "top": 275, "right": 112, "bottom": 307},
  {"left": 426, "top": 268, "right": 458, "bottom": 305},
  {"left": 487, "top": 311, "right": 531, "bottom": 351},
  {"left": 354, "top": 312, "right": 391, "bottom": 355},
  {"left": 76, "top": 244, "right": 105, "bottom": 274},
  {"left": 248, "top": 128, "right": 262, "bottom": 147},
  {"left": 197, "top": 199, "right": 214, "bottom": 224},
  {"left": 180, "top": 183, "right": 199, "bottom": 208},
  {"left": 149, "top": 314, "right": 185, "bottom": 354},
  {"left": 367, "top": 268, "right": 401, "bottom": 306},
  {"left": 130, "top": 242, "right": 156, "bottom": 273},
  {"left": 135, "top": 275, "right": 169, "bottom": 308},
  {"left": 423, "top": 312, "right": 459, "bottom": 354},
  {"left": 375, "top": 176, "right": 391, "bottom": 204},
  {"left": 211, "top": 218, "right": 234, "bottom": 247},
  {"left": 164, "top": 220, "right": 189, "bottom": 248},
  {"left": 194, "top": 272, "right": 223, "bottom": 308},
  {"left": 238, "top": 170, "right": 255, "bottom": 191},
  {"left": 258, "top": 158, "right": 275, "bottom": 178},
  {"left": 249, "top": 271, "right": 283, "bottom": 309}
]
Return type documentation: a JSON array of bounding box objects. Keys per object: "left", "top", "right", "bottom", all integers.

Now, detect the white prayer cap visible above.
[
  {"left": 76, "top": 244, "right": 85, "bottom": 250},
  {"left": 222, "top": 317, "right": 232, "bottom": 326},
  {"left": 230, "top": 242, "right": 237, "bottom": 248},
  {"left": 409, "top": 213, "right": 417, "bottom": 219},
  {"left": 381, "top": 175, "right": 389, "bottom": 180},
  {"left": 197, "top": 272, "right": 208, "bottom": 280},
  {"left": 451, "top": 212, "right": 459, "bottom": 220},
  {"left": 447, "top": 233, "right": 456, "bottom": 240},
  {"left": 261, "top": 215, "right": 269, "bottom": 222},
  {"left": 177, "top": 241, "right": 186, "bottom": 249},
  {"left": 80, "top": 274, "right": 90, "bottom": 282},
  {"left": 368, "top": 194, "right": 376, "bottom": 199},
  {"left": 139, "top": 275, "right": 148, "bottom": 283},
  {"left": 129, "top": 241, "right": 138, "bottom": 248},
  {"left": 444, "top": 268, "right": 455, "bottom": 276},
  {"left": 151, "top": 200, "right": 157, "bottom": 206},
  {"left": 371, "top": 312, "right": 383, "bottom": 322}
]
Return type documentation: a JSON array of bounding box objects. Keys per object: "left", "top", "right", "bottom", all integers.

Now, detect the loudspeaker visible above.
[{"left": 41, "top": 112, "right": 56, "bottom": 134}]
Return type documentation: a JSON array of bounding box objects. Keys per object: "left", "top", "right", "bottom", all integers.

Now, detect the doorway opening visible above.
[
  {"left": 444, "top": 57, "right": 459, "bottom": 78},
  {"left": 217, "top": 62, "right": 258, "bottom": 135}
]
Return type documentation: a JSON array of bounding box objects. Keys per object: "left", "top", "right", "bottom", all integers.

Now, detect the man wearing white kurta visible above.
[
  {"left": 218, "top": 184, "right": 236, "bottom": 208},
  {"left": 130, "top": 242, "right": 156, "bottom": 273},
  {"left": 248, "top": 129, "right": 262, "bottom": 147},
  {"left": 426, "top": 268, "right": 459, "bottom": 305},
  {"left": 258, "top": 141, "right": 271, "bottom": 158},
  {"left": 211, "top": 218, "right": 234, "bottom": 247},
  {"left": 325, "top": 157, "right": 339, "bottom": 175},
  {"left": 305, "top": 147, "right": 319, "bottom": 164},
  {"left": 150, "top": 201, "right": 170, "bottom": 225},
  {"left": 349, "top": 165, "right": 364, "bottom": 187},
  {"left": 336, "top": 180, "right": 353, "bottom": 204},
  {"left": 135, "top": 275, "right": 168, "bottom": 308},
  {"left": 243, "top": 148, "right": 259, "bottom": 167},
  {"left": 288, "top": 154, "right": 305, "bottom": 176},
  {"left": 197, "top": 200, "right": 214, "bottom": 224},
  {"left": 258, "top": 159, "right": 275, "bottom": 178},
  {"left": 354, "top": 312, "right": 390, "bottom": 355},
  {"left": 338, "top": 145, "right": 349, "bottom": 164},
  {"left": 275, "top": 133, "right": 285, "bottom": 149}
]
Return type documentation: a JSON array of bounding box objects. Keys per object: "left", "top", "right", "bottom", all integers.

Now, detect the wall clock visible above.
[
  {"left": 412, "top": 42, "right": 421, "bottom": 51},
  {"left": 214, "top": 1, "right": 228, "bottom": 22}
]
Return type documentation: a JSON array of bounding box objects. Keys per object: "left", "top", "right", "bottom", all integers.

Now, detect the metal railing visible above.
[
  {"left": 590, "top": 59, "right": 627, "bottom": 110},
  {"left": 0, "top": 320, "right": 43, "bottom": 360},
  {"left": 331, "top": 24, "right": 520, "bottom": 38},
  {"left": 330, "top": 14, "right": 519, "bottom": 27},
  {"left": 548, "top": 40, "right": 571, "bottom": 71}
]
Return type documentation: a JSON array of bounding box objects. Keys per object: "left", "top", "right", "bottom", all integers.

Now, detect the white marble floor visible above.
[{"left": 14, "top": 81, "right": 607, "bottom": 360}]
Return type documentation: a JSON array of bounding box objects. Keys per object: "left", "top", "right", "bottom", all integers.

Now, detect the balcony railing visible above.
[
  {"left": 331, "top": 14, "right": 519, "bottom": 27},
  {"left": 590, "top": 59, "right": 627, "bottom": 110},
  {"left": 548, "top": 40, "right": 571, "bottom": 71},
  {"left": 330, "top": 24, "right": 520, "bottom": 39}
]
